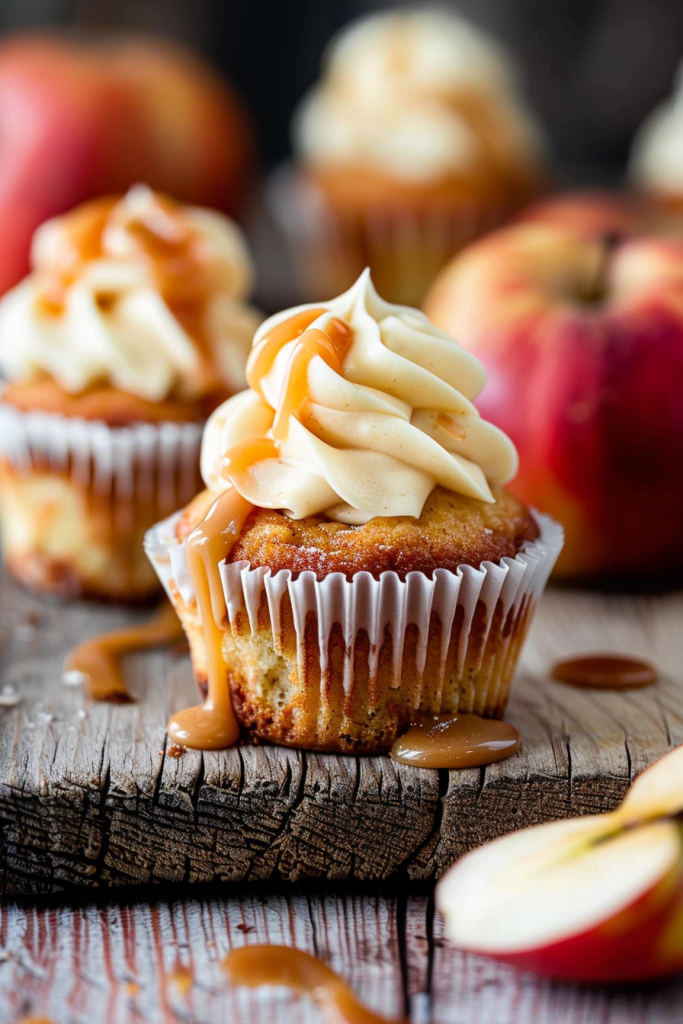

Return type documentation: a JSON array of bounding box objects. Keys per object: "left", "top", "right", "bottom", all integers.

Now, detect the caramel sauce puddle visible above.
[
  {"left": 390, "top": 712, "right": 521, "bottom": 769},
  {"left": 64, "top": 601, "right": 184, "bottom": 703},
  {"left": 167, "top": 311, "right": 353, "bottom": 750},
  {"left": 224, "top": 945, "right": 406, "bottom": 1024},
  {"left": 551, "top": 654, "right": 657, "bottom": 690}
]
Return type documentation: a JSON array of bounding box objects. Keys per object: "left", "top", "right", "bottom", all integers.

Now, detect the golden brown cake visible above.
[
  {"left": 275, "top": 9, "right": 546, "bottom": 306},
  {"left": 146, "top": 271, "right": 562, "bottom": 754},
  {"left": 0, "top": 185, "right": 261, "bottom": 601}
]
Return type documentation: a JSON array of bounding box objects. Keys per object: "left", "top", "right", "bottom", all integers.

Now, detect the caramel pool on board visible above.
[
  {"left": 551, "top": 655, "right": 657, "bottom": 691},
  {"left": 64, "top": 601, "right": 184, "bottom": 703},
  {"left": 390, "top": 712, "right": 521, "bottom": 769},
  {"left": 224, "top": 945, "right": 405, "bottom": 1024}
]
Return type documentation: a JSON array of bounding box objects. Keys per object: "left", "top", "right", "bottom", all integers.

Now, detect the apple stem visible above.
[{"left": 583, "top": 231, "right": 620, "bottom": 304}]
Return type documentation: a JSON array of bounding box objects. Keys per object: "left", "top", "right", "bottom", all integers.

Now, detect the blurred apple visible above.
[
  {"left": 0, "top": 32, "right": 254, "bottom": 296},
  {"left": 515, "top": 190, "right": 647, "bottom": 238},
  {"left": 424, "top": 223, "right": 683, "bottom": 581},
  {"left": 437, "top": 745, "right": 683, "bottom": 983}
]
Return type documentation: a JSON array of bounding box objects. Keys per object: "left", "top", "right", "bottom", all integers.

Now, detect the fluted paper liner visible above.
[
  {"left": 145, "top": 508, "right": 563, "bottom": 719},
  {"left": 0, "top": 395, "right": 203, "bottom": 599}
]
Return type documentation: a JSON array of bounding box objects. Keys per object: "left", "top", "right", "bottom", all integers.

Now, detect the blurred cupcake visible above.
[
  {"left": 630, "top": 62, "right": 683, "bottom": 228},
  {"left": 0, "top": 184, "right": 261, "bottom": 601},
  {"left": 146, "top": 270, "right": 562, "bottom": 754},
  {"left": 270, "top": 8, "right": 546, "bottom": 308}
]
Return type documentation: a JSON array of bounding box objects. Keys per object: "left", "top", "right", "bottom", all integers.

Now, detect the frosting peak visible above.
[
  {"left": 630, "top": 62, "right": 683, "bottom": 194},
  {"left": 293, "top": 9, "right": 543, "bottom": 184},
  {"left": 0, "top": 185, "right": 261, "bottom": 401},
  {"left": 201, "top": 270, "right": 517, "bottom": 524}
]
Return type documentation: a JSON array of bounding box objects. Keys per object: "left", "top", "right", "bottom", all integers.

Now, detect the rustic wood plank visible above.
[
  {"left": 1, "top": 887, "right": 681, "bottom": 1023},
  {"left": 1, "top": 566, "right": 682, "bottom": 894}
]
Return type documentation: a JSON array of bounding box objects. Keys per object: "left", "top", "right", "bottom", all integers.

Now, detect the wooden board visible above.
[
  {"left": 1, "top": 565, "right": 682, "bottom": 895},
  {"left": 2, "top": 886, "right": 682, "bottom": 1023}
]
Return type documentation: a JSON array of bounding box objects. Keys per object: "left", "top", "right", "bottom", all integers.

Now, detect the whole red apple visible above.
[
  {"left": 437, "top": 745, "right": 683, "bottom": 983},
  {"left": 515, "top": 190, "right": 647, "bottom": 238},
  {"left": 0, "top": 32, "right": 254, "bottom": 296},
  {"left": 425, "top": 223, "right": 683, "bottom": 581}
]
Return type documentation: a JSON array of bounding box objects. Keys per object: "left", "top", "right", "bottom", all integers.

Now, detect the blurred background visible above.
[{"left": 5, "top": 0, "right": 683, "bottom": 179}]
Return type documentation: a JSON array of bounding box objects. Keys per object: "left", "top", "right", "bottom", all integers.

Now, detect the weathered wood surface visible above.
[
  {"left": 1, "top": 564, "right": 682, "bottom": 894},
  {"left": 1, "top": 886, "right": 682, "bottom": 1023}
]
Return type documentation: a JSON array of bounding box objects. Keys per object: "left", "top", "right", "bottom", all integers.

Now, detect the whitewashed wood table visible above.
[{"left": 1, "top": 564, "right": 683, "bottom": 1021}]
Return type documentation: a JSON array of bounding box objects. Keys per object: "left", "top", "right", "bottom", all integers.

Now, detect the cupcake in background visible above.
[
  {"left": 0, "top": 184, "right": 262, "bottom": 601},
  {"left": 630, "top": 61, "right": 683, "bottom": 228},
  {"left": 146, "top": 270, "right": 562, "bottom": 755},
  {"left": 270, "top": 8, "right": 546, "bottom": 307}
]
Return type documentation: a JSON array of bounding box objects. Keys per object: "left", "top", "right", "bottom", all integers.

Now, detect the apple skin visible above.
[
  {"left": 514, "top": 190, "right": 648, "bottom": 239},
  {"left": 437, "top": 746, "right": 683, "bottom": 983},
  {"left": 424, "top": 224, "right": 683, "bottom": 580},
  {"left": 0, "top": 33, "right": 254, "bottom": 296},
  {"left": 480, "top": 861, "right": 683, "bottom": 983}
]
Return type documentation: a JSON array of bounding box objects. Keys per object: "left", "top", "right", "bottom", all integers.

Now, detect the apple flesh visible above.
[
  {"left": 437, "top": 745, "right": 683, "bottom": 982},
  {"left": 0, "top": 32, "right": 254, "bottom": 295},
  {"left": 424, "top": 223, "right": 683, "bottom": 580}
]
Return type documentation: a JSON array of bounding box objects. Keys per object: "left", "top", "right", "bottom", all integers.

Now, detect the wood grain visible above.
[
  {"left": 1, "top": 566, "right": 681, "bottom": 894},
  {"left": 1, "top": 887, "right": 682, "bottom": 1023}
]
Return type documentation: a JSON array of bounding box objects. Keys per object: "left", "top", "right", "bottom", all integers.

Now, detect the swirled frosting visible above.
[
  {"left": 293, "top": 9, "right": 543, "bottom": 184},
  {"left": 201, "top": 270, "right": 517, "bottom": 524},
  {"left": 630, "top": 63, "right": 683, "bottom": 194},
  {"left": 0, "top": 185, "right": 261, "bottom": 401}
]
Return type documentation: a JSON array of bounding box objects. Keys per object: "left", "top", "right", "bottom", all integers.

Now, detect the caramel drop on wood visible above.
[
  {"left": 390, "top": 712, "right": 521, "bottom": 769},
  {"left": 63, "top": 601, "right": 184, "bottom": 703},
  {"left": 167, "top": 487, "right": 253, "bottom": 750},
  {"left": 224, "top": 945, "right": 406, "bottom": 1024},
  {"left": 551, "top": 654, "right": 657, "bottom": 690}
]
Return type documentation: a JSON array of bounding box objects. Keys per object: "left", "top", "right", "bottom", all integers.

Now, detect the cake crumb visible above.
[{"left": 167, "top": 744, "right": 187, "bottom": 759}]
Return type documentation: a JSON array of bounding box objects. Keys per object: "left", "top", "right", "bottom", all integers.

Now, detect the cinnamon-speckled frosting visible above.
[
  {"left": 293, "top": 8, "right": 543, "bottom": 184},
  {"left": 201, "top": 270, "right": 517, "bottom": 525},
  {"left": 0, "top": 185, "right": 261, "bottom": 401}
]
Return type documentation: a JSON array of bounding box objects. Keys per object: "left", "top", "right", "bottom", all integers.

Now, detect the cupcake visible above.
[
  {"left": 146, "top": 270, "right": 562, "bottom": 754},
  {"left": 270, "top": 8, "right": 546, "bottom": 308},
  {"left": 0, "top": 184, "right": 261, "bottom": 601},
  {"left": 630, "top": 62, "right": 683, "bottom": 228}
]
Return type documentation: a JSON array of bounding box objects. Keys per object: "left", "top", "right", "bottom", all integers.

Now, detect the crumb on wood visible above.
[
  {"left": 167, "top": 744, "right": 187, "bottom": 759},
  {"left": 236, "top": 923, "right": 255, "bottom": 933}
]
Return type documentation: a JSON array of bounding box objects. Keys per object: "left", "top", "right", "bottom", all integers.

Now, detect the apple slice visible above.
[{"left": 437, "top": 745, "right": 683, "bottom": 982}]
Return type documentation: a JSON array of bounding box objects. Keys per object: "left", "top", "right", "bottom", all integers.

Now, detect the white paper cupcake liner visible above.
[
  {"left": 265, "top": 163, "right": 515, "bottom": 305},
  {"left": 145, "top": 508, "right": 563, "bottom": 696},
  {"left": 0, "top": 397, "right": 204, "bottom": 514}
]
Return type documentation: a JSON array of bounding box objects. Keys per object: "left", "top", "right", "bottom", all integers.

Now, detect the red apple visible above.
[
  {"left": 515, "top": 190, "right": 647, "bottom": 238},
  {"left": 424, "top": 223, "right": 683, "bottom": 580},
  {"left": 437, "top": 745, "right": 683, "bottom": 983},
  {"left": 0, "top": 32, "right": 254, "bottom": 296}
]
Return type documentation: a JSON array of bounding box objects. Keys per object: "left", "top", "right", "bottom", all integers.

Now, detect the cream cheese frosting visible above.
[
  {"left": 293, "top": 8, "right": 543, "bottom": 184},
  {"left": 630, "top": 63, "right": 683, "bottom": 194},
  {"left": 0, "top": 185, "right": 261, "bottom": 401},
  {"left": 201, "top": 270, "right": 517, "bottom": 524}
]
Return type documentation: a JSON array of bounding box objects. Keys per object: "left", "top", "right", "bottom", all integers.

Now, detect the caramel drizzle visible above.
[
  {"left": 167, "top": 310, "right": 353, "bottom": 750},
  {"left": 224, "top": 945, "right": 405, "bottom": 1024},
  {"left": 390, "top": 712, "right": 521, "bottom": 769},
  {"left": 64, "top": 601, "right": 184, "bottom": 703}
]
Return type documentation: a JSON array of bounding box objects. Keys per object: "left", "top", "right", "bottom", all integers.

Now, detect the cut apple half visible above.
[{"left": 437, "top": 745, "right": 683, "bottom": 982}]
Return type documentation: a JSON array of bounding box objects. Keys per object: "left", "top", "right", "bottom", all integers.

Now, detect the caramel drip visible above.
[
  {"left": 224, "top": 946, "right": 405, "bottom": 1024},
  {"left": 390, "top": 712, "right": 521, "bottom": 769},
  {"left": 551, "top": 655, "right": 657, "bottom": 690},
  {"left": 170, "top": 317, "right": 355, "bottom": 750},
  {"left": 246, "top": 307, "right": 326, "bottom": 396},
  {"left": 64, "top": 601, "right": 184, "bottom": 703},
  {"left": 167, "top": 488, "right": 253, "bottom": 749}
]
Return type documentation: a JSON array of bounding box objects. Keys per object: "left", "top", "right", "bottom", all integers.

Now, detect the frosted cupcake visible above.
[
  {"left": 146, "top": 270, "right": 562, "bottom": 754},
  {"left": 0, "top": 185, "right": 261, "bottom": 601},
  {"left": 271, "top": 8, "right": 546, "bottom": 308}
]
